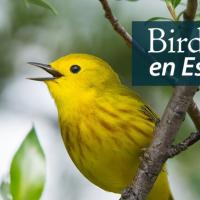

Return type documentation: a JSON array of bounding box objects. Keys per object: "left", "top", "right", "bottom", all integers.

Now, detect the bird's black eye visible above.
[{"left": 70, "top": 65, "right": 81, "bottom": 74}]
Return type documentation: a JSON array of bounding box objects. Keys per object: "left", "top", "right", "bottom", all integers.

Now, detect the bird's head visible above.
[{"left": 28, "top": 54, "right": 121, "bottom": 105}]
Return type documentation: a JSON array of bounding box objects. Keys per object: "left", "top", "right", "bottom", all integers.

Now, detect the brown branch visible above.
[
  {"left": 183, "top": 0, "right": 200, "bottom": 133},
  {"left": 168, "top": 132, "right": 200, "bottom": 158},
  {"left": 183, "top": 0, "right": 198, "bottom": 20},
  {"left": 99, "top": 0, "right": 132, "bottom": 46},
  {"left": 120, "top": 86, "right": 198, "bottom": 200}
]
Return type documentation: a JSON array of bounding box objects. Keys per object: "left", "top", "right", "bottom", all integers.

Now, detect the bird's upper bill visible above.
[{"left": 27, "top": 62, "right": 63, "bottom": 81}]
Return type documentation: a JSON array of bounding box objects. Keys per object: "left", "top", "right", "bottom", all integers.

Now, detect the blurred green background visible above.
[{"left": 0, "top": 0, "right": 200, "bottom": 199}]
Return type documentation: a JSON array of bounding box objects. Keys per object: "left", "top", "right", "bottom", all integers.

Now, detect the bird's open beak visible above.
[{"left": 27, "top": 62, "right": 63, "bottom": 81}]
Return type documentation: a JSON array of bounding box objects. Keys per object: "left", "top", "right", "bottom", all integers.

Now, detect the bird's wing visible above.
[
  {"left": 140, "top": 104, "right": 160, "bottom": 124},
  {"left": 117, "top": 86, "right": 159, "bottom": 124}
]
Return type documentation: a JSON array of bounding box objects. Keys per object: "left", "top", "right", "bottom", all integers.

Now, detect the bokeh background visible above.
[{"left": 0, "top": 0, "right": 200, "bottom": 199}]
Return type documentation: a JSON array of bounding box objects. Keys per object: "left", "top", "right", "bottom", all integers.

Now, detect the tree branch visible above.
[
  {"left": 183, "top": 0, "right": 200, "bottom": 133},
  {"left": 168, "top": 132, "right": 200, "bottom": 158},
  {"left": 183, "top": 0, "right": 198, "bottom": 20},
  {"left": 120, "top": 86, "right": 198, "bottom": 200}
]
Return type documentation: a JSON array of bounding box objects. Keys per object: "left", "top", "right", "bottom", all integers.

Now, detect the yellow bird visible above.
[{"left": 29, "top": 54, "right": 173, "bottom": 200}]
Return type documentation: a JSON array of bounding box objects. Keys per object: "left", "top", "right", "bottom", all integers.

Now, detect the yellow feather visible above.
[{"left": 45, "top": 53, "right": 173, "bottom": 199}]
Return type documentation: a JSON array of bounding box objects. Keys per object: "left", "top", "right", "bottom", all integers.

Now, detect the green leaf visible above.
[
  {"left": 177, "top": 11, "right": 184, "bottom": 21},
  {"left": 166, "top": 0, "right": 182, "bottom": 8},
  {"left": 10, "top": 128, "right": 46, "bottom": 200},
  {"left": 172, "top": 0, "right": 181, "bottom": 8},
  {"left": 24, "top": 0, "right": 58, "bottom": 15}
]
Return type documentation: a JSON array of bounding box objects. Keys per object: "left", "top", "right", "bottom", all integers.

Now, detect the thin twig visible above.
[
  {"left": 165, "top": 1, "right": 177, "bottom": 20},
  {"left": 168, "top": 132, "right": 200, "bottom": 158},
  {"left": 99, "top": 0, "right": 132, "bottom": 46}
]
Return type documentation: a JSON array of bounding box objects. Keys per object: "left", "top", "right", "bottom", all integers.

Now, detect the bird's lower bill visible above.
[{"left": 27, "top": 62, "right": 63, "bottom": 81}]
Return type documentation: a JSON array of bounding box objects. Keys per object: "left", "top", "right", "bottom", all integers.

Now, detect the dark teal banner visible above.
[{"left": 132, "top": 21, "right": 200, "bottom": 86}]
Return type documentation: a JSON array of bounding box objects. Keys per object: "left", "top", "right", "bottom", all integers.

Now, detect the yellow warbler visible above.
[{"left": 29, "top": 54, "right": 173, "bottom": 200}]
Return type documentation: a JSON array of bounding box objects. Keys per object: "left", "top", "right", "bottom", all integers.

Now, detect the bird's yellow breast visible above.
[{"left": 58, "top": 90, "right": 171, "bottom": 199}]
